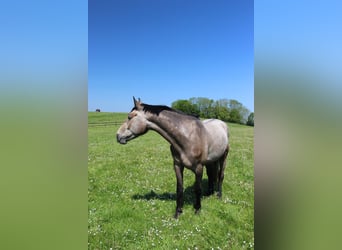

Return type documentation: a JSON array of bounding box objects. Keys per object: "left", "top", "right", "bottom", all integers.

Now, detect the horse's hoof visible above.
[
  {"left": 174, "top": 209, "right": 182, "bottom": 219},
  {"left": 195, "top": 209, "right": 201, "bottom": 215},
  {"left": 207, "top": 188, "right": 214, "bottom": 196},
  {"left": 174, "top": 213, "right": 181, "bottom": 219}
]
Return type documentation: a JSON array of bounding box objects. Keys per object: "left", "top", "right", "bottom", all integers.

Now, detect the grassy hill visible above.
[{"left": 88, "top": 112, "right": 254, "bottom": 249}]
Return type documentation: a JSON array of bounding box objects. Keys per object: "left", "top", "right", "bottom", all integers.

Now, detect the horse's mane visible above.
[
  {"left": 142, "top": 104, "right": 173, "bottom": 115},
  {"left": 141, "top": 103, "right": 199, "bottom": 119}
]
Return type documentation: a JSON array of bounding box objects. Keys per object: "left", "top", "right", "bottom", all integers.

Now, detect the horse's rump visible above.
[{"left": 202, "top": 119, "right": 229, "bottom": 163}]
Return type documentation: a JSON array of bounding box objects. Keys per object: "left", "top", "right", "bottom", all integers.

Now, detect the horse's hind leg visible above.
[
  {"left": 206, "top": 163, "right": 218, "bottom": 195},
  {"left": 194, "top": 164, "right": 204, "bottom": 214},
  {"left": 217, "top": 146, "right": 229, "bottom": 198}
]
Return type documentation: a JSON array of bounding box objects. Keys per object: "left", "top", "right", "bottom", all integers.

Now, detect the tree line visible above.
[{"left": 171, "top": 97, "right": 254, "bottom": 126}]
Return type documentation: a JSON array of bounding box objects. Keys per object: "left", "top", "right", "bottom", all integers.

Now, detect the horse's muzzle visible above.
[{"left": 116, "top": 134, "right": 127, "bottom": 144}]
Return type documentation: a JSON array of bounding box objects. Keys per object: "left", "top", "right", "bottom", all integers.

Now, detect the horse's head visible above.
[{"left": 116, "top": 97, "right": 148, "bottom": 144}]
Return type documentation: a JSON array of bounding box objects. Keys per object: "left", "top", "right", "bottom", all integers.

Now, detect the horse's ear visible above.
[{"left": 133, "top": 96, "right": 142, "bottom": 109}]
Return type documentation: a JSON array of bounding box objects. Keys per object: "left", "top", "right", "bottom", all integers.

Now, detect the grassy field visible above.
[{"left": 88, "top": 112, "right": 254, "bottom": 249}]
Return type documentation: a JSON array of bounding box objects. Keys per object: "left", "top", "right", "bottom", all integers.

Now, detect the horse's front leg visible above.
[
  {"left": 194, "top": 164, "right": 204, "bottom": 214},
  {"left": 174, "top": 163, "right": 184, "bottom": 219},
  {"left": 171, "top": 146, "right": 184, "bottom": 218}
]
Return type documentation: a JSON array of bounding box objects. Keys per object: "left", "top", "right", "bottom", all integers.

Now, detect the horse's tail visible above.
[{"left": 217, "top": 144, "right": 229, "bottom": 198}]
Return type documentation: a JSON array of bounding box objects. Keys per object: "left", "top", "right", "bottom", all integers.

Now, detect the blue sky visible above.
[
  {"left": 1, "top": 1, "right": 87, "bottom": 95},
  {"left": 89, "top": 0, "right": 254, "bottom": 112}
]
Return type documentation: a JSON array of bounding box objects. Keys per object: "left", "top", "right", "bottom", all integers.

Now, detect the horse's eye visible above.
[{"left": 128, "top": 111, "right": 136, "bottom": 120}]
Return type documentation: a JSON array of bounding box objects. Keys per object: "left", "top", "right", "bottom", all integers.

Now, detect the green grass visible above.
[{"left": 88, "top": 112, "right": 254, "bottom": 249}]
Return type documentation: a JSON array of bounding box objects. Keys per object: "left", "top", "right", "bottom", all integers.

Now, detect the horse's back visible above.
[{"left": 202, "top": 119, "right": 229, "bottom": 162}]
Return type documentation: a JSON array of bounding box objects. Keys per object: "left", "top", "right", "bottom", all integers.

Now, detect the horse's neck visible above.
[{"left": 146, "top": 112, "right": 186, "bottom": 152}]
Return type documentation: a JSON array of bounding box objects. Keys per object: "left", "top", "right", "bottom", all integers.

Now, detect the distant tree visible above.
[
  {"left": 240, "top": 107, "right": 250, "bottom": 124},
  {"left": 172, "top": 97, "right": 251, "bottom": 124},
  {"left": 228, "top": 99, "right": 250, "bottom": 124},
  {"left": 213, "top": 100, "right": 230, "bottom": 121},
  {"left": 171, "top": 99, "right": 199, "bottom": 116},
  {"left": 246, "top": 112, "right": 254, "bottom": 126},
  {"left": 216, "top": 98, "right": 230, "bottom": 109},
  {"left": 189, "top": 97, "right": 215, "bottom": 118},
  {"left": 229, "top": 109, "right": 243, "bottom": 124},
  {"left": 228, "top": 99, "right": 243, "bottom": 110}
]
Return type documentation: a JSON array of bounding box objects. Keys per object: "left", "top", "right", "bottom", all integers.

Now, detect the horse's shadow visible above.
[{"left": 131, "top": 179, "right": 210, "bottom": 205}]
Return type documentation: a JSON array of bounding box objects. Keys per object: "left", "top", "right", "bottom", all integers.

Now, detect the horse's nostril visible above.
[{"left": 116, "top": 134, "right": 127, "bottom": 144}]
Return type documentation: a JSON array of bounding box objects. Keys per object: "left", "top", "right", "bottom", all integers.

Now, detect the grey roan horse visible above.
[{"left": 117, "top": 97, "right": 229, "bottom": 218}]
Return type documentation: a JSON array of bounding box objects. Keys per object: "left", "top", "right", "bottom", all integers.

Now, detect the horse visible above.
[{"left": 116, "top": 97, "right": 229, "bottom": 218}]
